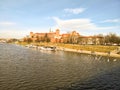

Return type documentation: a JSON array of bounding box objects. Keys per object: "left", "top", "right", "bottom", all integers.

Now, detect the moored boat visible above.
[
  {"left": 40, "top": 46, "right": 56, "bottom": 51},
  {"left": 25, "top": 44, "right": 38, "bottom": 48}
]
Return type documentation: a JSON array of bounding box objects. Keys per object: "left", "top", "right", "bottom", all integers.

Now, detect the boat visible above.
[
  {"left": 39, "top": 46, "right": 56, "bottom": 51},
  {"left": 25, "top": 44, "right": 38, "bottom": 48}
]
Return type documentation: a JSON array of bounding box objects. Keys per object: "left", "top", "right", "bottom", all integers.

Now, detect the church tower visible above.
[{"left": 55, "top": 29, "right": 60, "bottom": 36}]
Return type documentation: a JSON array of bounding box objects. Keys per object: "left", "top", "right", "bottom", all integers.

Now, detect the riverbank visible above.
[
  {"left": 57, "top": 47, "right": 120, "bottom": 58},
  {"left": 1, "top": 43, "right": 120, "bottom": 90},
  {"left": 16, "top": 42, "right": 120, "bottom": 58}
]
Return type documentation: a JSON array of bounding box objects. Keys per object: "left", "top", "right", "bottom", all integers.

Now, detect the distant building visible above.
[
  {"left": 29, "top": 29, "right": 61, "bottom": 43},
  {"left": 0, "top": 38, "right": 7, "bottom": 43},
  {"left": 60, "top": 31, "right": 80, "bottom": 43},
  {"left": 23, "top": 29, "right": 103, "bottom": 45},
  {"left": 79, "top": 36, "right": 103, "bottom": 45}
]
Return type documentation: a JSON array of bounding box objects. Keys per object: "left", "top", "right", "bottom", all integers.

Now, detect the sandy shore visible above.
[{"left": 57, "top": 47, "right": 120, "bottom": 58}]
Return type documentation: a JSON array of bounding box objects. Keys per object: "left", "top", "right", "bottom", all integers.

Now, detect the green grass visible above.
[
  {"left": 16, "top": 42, "right": 29, "bottom": 46},
  {"left": 57, "top": 44, "right": 118, "bottom": 53},
  {"left": 17, "top": 42, "right": 119, "bottom": 53},
  {"left": 38, "top": 43, "right": 119, "bottom": 53}
]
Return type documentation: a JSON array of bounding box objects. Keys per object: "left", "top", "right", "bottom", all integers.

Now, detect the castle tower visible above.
[
  {"left": 49, "top": 28, "right": 52, "bottom": 33},
  {"left": 30, "top": 32, "right": 34, "bottom": 38},
  {"left": 55, "top": 29, "right": 60, "bottom": 36}
]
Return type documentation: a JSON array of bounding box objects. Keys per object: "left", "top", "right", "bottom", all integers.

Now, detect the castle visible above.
[{"left": 24, "top": 29, "right": 103, "bottom": 45}]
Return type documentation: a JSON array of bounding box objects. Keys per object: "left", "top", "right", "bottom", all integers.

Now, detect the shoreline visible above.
[
  {"left": 14, "top": 42, "right": 120, "bottom": 58},
  {"left": 57, "top": 47, "right": 120, "bottom": 58}
]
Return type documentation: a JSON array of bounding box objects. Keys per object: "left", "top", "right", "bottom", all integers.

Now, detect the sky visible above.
[{"left": 0, "top": 0, "right": 120, "bottom": 38}]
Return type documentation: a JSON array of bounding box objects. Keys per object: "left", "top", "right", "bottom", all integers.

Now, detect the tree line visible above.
[
  {"left": 104, "top": 33, "right": 120, "bottom": 45},
  {"left": 23, "top": 33, "right": 120, "bottom": 45}
]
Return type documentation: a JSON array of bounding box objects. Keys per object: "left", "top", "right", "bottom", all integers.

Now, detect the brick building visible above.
[
  {"left": 25, "top": 29, "right": 103, "bottom": 44},
  {"left": 29, "top": 29, "right": 62, "bottom": 43}
]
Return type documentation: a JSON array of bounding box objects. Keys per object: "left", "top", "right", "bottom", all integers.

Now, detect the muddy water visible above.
[{"left": 0, "top": 43, "right": 120, "bottom": 90}]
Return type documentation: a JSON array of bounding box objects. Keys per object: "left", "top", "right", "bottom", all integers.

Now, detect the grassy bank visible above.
[
  {"left": 57, "top": 44, "right": 118, "bottom": 53},
  {"left": 18, "top": 42, "right": 119, "bottom": 53}
]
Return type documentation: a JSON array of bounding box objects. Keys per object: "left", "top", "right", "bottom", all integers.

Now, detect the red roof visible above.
[{"left": 80, "top": 36, "right": 103, "bottom": 38}]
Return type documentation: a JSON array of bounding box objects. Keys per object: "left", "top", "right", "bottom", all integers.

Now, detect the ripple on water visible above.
[{"left": 0, "top": 44, "right": 120, "bottom": 90}]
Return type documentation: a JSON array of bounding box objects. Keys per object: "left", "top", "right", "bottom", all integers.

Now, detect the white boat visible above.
[
  {"left": 40, "top": 46, "right": 56, "bottom": 51},
  {"left": 25, "top": 44, "right": 38, "bottom": 48}
]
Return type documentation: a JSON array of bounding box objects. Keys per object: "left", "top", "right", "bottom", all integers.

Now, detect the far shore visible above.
[
  {"left": 16, "top": 42, "right": 120, "bottom": 58},
  {"left": 57, "top": 47, "right": 120, "bottom": 58}
]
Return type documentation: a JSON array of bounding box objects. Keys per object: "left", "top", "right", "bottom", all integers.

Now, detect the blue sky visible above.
[{"left": 0, "top": 0, "right": 120, "bottom": 38}]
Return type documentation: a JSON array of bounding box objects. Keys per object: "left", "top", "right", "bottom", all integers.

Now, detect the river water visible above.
[{"left": 0, "top": 43, "right": 120, "bottom": 90}]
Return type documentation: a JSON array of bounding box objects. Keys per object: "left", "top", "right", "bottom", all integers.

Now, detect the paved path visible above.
[{"left": 57, "top": 47, "right": 120, "bottom": 58}]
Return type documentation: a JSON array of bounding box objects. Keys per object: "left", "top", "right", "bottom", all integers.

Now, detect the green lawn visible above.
[
  {"left": 35, "top": 42, "right": 119, "bottom": 53},
  {"left": 17, "top": 42, "right": 119, "bottom": 53},
  {"left": 56, "top": 44, "right": 118, "bottom": 53}
]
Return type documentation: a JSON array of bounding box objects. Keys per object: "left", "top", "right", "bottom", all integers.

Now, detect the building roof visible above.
[{"left": 80, "top": 36, "right": 103, "bottom": 38}]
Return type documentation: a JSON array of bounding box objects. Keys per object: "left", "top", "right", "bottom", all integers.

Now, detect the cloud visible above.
[
  {"left": 53, "top": 17, "right": 94, "bottom": 30},
  {"left": 0, "top": 27, "right": 51, "bottom": 39},
  {"left": 0, "top": 29, "right": 29, "bottom": 39},
  {"left": 0, "top": 21, "right": 16, "bottom": 26},
  {"left": 64, "top": 8, "right": 85, "bottom": 14},
  {"left": 102, "top": 19, "right": 120, "bottom": 23},
  {"left": 52, "top": 17, "right": 115, "bottom": 31}
]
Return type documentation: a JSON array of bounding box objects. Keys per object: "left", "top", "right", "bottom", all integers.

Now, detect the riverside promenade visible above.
[
  {"left": 16, "top": 42, "right": 120, "bottom": 58},
  {"left": 57, "top": 47, "right": 120, "bottom": 58}
]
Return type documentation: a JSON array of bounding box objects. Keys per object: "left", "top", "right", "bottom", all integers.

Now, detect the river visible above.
[{"left": 0, "top": 43, "right": 120, "bottom": 90}]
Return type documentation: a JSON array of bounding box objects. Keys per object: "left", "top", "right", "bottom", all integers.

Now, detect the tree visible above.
[
  {"left": 23, "top": 37, "right": 32, "bottom": 43},
  {"left": 68, "top": 31, "right": 79, "bottom": 44},
  {"left": 104, "top": 33, "right": 120, "bottom": 45},
  {"left": 44, "top": 33, "right": 50, "bottom": 42}
]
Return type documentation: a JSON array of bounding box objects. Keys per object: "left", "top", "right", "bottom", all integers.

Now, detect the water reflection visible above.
[{"left": 0, "top": 43, "right": 120, "bottom": 90}]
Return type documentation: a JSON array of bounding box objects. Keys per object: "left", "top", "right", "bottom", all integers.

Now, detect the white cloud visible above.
[
  {"left": 0, "top": 21, "right": 16, "bottom": 26},
  {"left": 52, "top": 17, "right": 120, "bottom": 35},
  {"left": 53, "top": 17, "right": 94, "bottom": 30},
  {"left": 64, "top": 8, "right": 85, "bottom": 14},
  {"left": 0, "top": 27, "right": 51, "bottom": 39},
  {"left": 0, "top": 29, "right": 29, "bottom": 39},
  {"left": 102, "top": 19, "right": 120, "bottom": 23}
]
